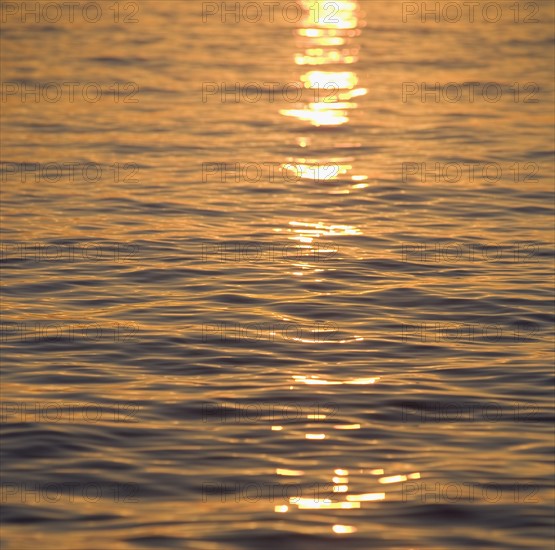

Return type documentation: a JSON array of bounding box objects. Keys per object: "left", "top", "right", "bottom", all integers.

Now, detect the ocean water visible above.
[{"left": 1, "top": 1, "right": 554, "bottom": 549}]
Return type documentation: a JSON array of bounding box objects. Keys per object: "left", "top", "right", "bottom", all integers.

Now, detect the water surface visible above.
[{"left": 1, "top": 1, "right": 554, "bottom": 549}]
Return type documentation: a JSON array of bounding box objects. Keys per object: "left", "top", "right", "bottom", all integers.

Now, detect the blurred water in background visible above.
[{"left": 1, "top": 1, "right": 554, "bottom": 548}]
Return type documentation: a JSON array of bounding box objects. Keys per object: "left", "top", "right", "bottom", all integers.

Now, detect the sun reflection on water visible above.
[
  {"left": 274, "top": 464, "right": 422, "bottom": 534},
  {"left": 272, "top": 1, "right": 368, "bottom": 282},
  {"left": 268, "top": 2, "right": 412, "bottom": 536},
  {"left": 280, "top": 0, "right": 366, "bottom": 130},
  {"left": 268, "top": 370, "right": 424, "bottom": 534}
]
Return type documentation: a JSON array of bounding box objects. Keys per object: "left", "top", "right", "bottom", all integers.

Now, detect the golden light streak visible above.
[
  {"left": 276, "top": 468, "right": 305, "bottom": 476},
  {"left": 333, "top": 525, "right": 357, "bottom": 534},
  {"left": 305, "top": 433, "right": 326, "bottom": 440},
  {"left": 292, "top": 499, "right": 361, "bottom": 510},
  {"left": 346, "top": 493, "right": 386, "bottom": 502},
  {"left": 379, "top": 473, "right": 421, "bottom": 484},
  {"left": 333, "top": 423, "right": 361, "bottom": 430}
]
